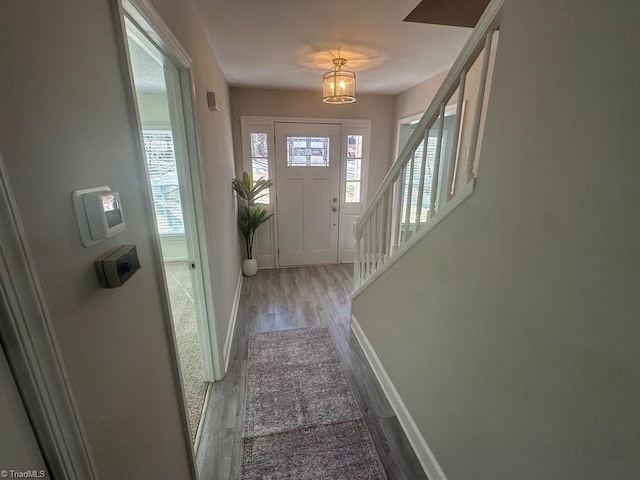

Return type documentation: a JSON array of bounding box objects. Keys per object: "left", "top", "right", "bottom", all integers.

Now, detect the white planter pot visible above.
[{"left": 242, "top": 258, "right": 258, "bottom": 277}]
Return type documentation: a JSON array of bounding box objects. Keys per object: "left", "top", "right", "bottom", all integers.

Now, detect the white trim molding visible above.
[
  {"left": 0, "top": 152, "right": 98, "bottom": 479},
  {"left": 223, "top": 269, "right": 243, "bottom": 374},
  {"left": 351, "top": 315, "right": 448, "bottom": 480},
  {"left": 122, "top": 0, "right": 191, "bottom": 67},
  {"left": 193, "top": 382, "right": 212, "bottom": 452}
]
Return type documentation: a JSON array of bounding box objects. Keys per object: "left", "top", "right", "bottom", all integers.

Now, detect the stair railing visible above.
[{"left": 353, "top": 0, "right": 503, "bottom": 292}]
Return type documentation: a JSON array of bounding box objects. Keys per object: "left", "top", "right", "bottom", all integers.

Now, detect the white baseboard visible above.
[
  {"left": 350, "top": 315, "right": 448, "bottom": 480},
  {"left": 223, "top": 269, "right": 243, "bottom": 374}
]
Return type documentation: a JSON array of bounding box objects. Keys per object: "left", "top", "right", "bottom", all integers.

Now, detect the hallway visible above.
[{"left": 196, "top": 265, "right": 426, "bottom": 479}]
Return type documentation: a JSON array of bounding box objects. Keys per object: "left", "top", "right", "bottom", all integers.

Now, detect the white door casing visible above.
[
  {"left": 123, "top": 3, "right": 222, "bottom": 384},
  {"left": 117, "top": 0, "right": 218, "bottom": 469},
  {"left": 241, "top": 117, "right": 371, "bottom": 268},
  {"left": 274, "top": 122, "right": 342, "bottom": 266}
]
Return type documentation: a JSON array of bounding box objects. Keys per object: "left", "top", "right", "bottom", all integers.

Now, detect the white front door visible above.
[{"left": 274, "top": 122, "right": 341, "bottom": 266}]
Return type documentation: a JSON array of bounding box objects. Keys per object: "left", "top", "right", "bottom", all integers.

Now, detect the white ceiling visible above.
[{"left": 195, "top": 0, "right": 472, "bottom": 95}]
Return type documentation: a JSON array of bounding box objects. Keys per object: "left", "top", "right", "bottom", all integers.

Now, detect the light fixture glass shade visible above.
[{"left": 322, "top": 58, "right": 356, "bottom": 104}]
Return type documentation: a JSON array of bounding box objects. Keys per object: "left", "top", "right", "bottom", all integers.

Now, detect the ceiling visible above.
[{"left": 195, "top": 0, "right": 473, "bottom": 95}]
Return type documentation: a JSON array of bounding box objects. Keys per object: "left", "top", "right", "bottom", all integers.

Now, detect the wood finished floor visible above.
[{"left": 196, "top": 264, "right": 427, "bottom": 480}]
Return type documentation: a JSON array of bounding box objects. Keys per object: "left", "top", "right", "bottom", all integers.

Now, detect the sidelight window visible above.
[
  {"left": 250, "top": 132, "right": 270, "bottom": 203},
  {"left": 345, "top": 134, "right": 363, "bottom": 203}
]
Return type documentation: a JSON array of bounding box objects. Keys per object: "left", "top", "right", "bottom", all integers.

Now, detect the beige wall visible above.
[
  {"left": 149, "top": 0, "right": 242, "bottom": 358},
  {"left": 354, "top": 0, "right": 640, "bottom": 478},
  {"left": 0, "top": 0, "right": 193, "bottom": 478},
  {"left": 229, "top": 88, "right": 394, "bottom": 204},
  {"left": 391, "top": 70, "right": 448, "bottom": 158}
]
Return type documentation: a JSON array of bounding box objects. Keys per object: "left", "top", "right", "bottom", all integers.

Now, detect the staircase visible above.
[{"left": 353, "top": 0, "right": 503, "bottom": 294}]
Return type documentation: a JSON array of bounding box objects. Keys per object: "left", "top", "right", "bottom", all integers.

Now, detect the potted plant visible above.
[{"left": 232, "top": 172, "right": 274, "bottom": 276}]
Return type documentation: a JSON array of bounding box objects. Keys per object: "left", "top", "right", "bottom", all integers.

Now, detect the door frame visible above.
[
  {"left": 124, "top": 23, "right": 220, "bottom": 383},
  {"left": 113, "top": 0, "right": 219, "bottom": 466},
  {"left": 240, "top": 116, "right": 371, "bottom": 268},
  {"left": 119, "top": 0, "right": 220, "bottom": 381},
  {"left": 0, "top": 150, "right": 98, "bottom": 479}
]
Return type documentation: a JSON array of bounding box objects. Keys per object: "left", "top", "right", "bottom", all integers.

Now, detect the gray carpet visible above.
[
  {"left": 242, "top": 327, "right": 387, "bottom": 479},
  {"left": 165, "top": 261, "right": 208, "bottom": 442}
]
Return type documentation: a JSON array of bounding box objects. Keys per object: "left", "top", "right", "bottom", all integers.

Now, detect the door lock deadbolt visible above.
[{"left": 332, "top": 197, "right": 338, "bottom": 203}]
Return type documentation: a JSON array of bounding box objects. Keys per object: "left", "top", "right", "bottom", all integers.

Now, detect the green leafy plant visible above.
[{"left": 232, "top": 172, "right": 274, "bottom": 259}]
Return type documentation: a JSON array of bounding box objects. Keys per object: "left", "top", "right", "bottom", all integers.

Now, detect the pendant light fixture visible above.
[{"left": 322, "top": 55, "right": 356, "bottom": 104}]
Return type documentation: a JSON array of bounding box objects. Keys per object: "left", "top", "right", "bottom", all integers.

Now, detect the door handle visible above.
[{"left": 332, "top": 207, "right": 338, "bottom": 212}]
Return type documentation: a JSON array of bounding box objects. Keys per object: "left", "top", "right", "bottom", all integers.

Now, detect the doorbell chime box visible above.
[{"left": 95, "top": 245, "right": 141, "bottom": 288}]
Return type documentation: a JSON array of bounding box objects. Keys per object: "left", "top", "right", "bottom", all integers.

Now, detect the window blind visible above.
[{"left": 143, "top": 129, "right": 185, "bottom": 235}]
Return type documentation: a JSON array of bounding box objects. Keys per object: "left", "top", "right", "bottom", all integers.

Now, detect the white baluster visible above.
[
  {"left": 384, "top": 189, "right": 393, "bottom": 261},
  {"left": 361, "top": 217, "right": 368, "bottom": 280},
  {"left": 376, "top": 200, "right": 387, "bottom": 267},
  {"left": 445, "top": 70, "right": 467, "bottom": 201},
  {"left": 403, "top": 155, "right": 415, "bottom": 242},
  {"left": 465, "top": 30, "right": 494, "bottom": 183},
  {"left": 414, "top": 129, "right": 429, "bottom": 229},
  {"left": 428, "top": 103, "right": 446, "bottom": 219},
  {"left": 366, "top": 217, "right": 372, "bottom": 279},
  {"left": 398, "top": 167, "right": 407, "bottom": 248},
  {"left": 391, "top": 173, "right": 403, "bottom": 254},
  {"left": 353, "top": 218, "right": 361, "bottom": 289},
  {"left": 371, "top": 205, "right": 378, "bottom": 273}
]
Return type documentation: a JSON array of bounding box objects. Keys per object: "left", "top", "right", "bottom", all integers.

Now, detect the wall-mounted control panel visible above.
[
  {"left": 95, "top": 245, "right": 140, "bottom": 288},
  {"left": 72, "top": 186, "right": 126, "bottom": 247}
]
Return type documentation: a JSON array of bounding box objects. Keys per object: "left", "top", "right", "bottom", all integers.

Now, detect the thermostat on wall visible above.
[{"left": 72, "top": 186, "right": 126, "bottom": 247}]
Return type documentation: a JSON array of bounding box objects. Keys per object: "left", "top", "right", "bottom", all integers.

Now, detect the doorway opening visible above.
[
  {"left": 124, "top": 16, "right": 218, "bottom": 442},
  {"left": 241, "top": 117, "right": 371, "bottom": 269}
]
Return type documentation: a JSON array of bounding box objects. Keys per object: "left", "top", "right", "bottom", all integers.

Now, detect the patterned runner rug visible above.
[{"left": 242, "top": 326, "right": 387, "bottom": 479}]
